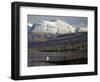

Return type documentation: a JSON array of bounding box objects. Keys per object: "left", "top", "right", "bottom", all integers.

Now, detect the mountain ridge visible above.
[
  {"left": 28, "top": 20, "right": 87, "bottom": 34},
  {"left": 28, "top": 32, "right": 87, "bottom": 48}
]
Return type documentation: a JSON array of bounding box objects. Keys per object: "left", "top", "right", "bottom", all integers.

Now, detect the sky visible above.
[{"left": 28, "top": 15, "right": 88, "bottom": 28}]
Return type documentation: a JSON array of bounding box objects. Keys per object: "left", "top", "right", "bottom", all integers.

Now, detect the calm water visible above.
[{"left": 28, "top": 51, "right": 87, "bottom": 67}]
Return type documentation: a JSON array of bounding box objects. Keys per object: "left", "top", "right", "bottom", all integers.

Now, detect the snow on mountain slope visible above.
[
  {"left": 28, "top": 23, "right": 33, "bottom": 27},
  {"left": 29, "top": 20, "right": 87, "bottom": 34},
  {"left": 79, "top": 27, "right": 88, "bottom": 32}
]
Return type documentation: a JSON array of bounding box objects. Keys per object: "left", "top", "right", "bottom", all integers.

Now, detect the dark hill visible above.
[{"left": 28, "top": 32, "right": 87, "bottom": 48}]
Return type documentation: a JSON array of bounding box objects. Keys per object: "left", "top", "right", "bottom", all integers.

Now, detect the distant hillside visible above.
[{"left": 28, "top": 32, "right": 87, "bottom": 52}]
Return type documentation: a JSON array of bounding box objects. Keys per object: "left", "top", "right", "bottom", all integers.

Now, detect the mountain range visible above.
[
  {"left": 28, "top": 20, "right": 87, "bottom": 34},
  {"left": 28, "top": 20, "right": 87, "bottom": 50}
]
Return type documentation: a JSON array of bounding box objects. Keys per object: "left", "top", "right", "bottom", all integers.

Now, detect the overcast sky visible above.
[{"left": 28, "top": 15, "right": 88, "bottom": 28}]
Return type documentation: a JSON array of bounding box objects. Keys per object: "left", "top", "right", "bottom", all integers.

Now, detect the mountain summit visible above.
[{"left": 28, "top": 20, "right": 87, "bottom": 34}]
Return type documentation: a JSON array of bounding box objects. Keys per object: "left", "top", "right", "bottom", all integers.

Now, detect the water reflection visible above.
[{"left": 28, "top": 51, "right": 87, "bottom": 67}]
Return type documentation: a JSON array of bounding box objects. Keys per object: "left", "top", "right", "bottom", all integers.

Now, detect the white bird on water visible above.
[{"left": 46, "top": 56, "right": 49, "bottom": 61}]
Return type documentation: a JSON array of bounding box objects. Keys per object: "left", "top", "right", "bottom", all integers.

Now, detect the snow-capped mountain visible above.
[{"left": 28, "top": 20, "right": 87, "bottom": 34}]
